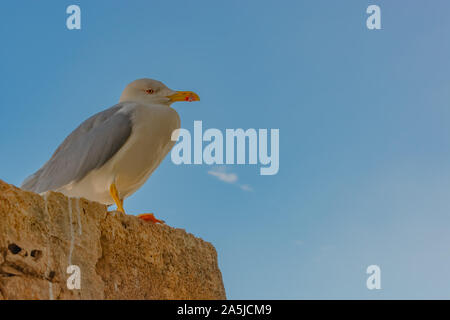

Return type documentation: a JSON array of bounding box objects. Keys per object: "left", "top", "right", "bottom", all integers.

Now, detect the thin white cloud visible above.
[
  {"left": 208, "top": 167, "right": 238, "bottom": 183},
  {"left": 240, "top": 184, "right": 253, "bottom": 192},
  {"left": 208, "top": 166, "right": 253, "bottom": 192}
]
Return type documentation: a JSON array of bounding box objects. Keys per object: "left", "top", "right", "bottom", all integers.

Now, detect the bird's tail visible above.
[{"left": 21, "top": 169, "right": 43, "bottom": 192}]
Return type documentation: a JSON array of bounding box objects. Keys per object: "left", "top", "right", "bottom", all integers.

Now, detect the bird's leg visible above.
[
  {"left": 109, "top": 183, "right": 125, "bottom": 214},
  {"left": 109, "top": 183, "right": 164, "bottom": 224}
]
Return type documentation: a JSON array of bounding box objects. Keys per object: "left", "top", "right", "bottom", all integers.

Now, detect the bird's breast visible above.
[{"left": 110, "top": 104, "right": 180, "bottom": 197}]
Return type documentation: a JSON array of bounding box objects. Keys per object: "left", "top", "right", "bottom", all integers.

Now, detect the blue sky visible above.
[{"left": 2, "top": 0, "right": 450, "bottom": 299}]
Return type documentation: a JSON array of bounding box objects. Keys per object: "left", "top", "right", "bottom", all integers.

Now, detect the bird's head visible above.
[{"left": 119, "top": 78, "right": 200, "bottom": 106}]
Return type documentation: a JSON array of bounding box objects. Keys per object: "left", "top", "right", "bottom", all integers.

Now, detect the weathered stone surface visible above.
[{"left": 0, "top": 180, "right": 225, "bottom": 300}]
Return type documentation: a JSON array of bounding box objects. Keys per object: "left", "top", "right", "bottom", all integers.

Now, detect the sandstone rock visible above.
[{"left": 0, "top": 180, "right": 225, "bottom": 300}]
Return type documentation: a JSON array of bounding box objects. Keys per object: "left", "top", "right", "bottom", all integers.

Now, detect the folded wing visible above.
[{"left": 21, "top": 103, "right": 133, "bottom": 193}]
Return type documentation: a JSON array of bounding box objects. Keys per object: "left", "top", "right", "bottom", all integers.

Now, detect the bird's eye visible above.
[{"left": 145, "top": 88, "right": 154, "bottom": 94}]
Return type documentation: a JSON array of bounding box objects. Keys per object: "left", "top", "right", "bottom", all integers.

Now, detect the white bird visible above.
[{"left": 21, "top": 78, "right": 200, "bottom": 223}]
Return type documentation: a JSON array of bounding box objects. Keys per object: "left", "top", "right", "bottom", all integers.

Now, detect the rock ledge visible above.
[{"left": 0, "top": 180, "right": 225, "bottom": 300}]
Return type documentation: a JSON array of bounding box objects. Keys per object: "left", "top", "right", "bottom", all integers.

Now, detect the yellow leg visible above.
[
  {"left": 109, "top": 183, "right": 164, "bottom": 224},
  {"left": 109, "top": 183, "right": 125, "bottom": 214}
]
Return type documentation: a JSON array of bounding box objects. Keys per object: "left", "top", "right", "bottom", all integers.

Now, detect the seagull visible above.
[{"left": 21, "top": 78, "right": 200, "bottom": 223}]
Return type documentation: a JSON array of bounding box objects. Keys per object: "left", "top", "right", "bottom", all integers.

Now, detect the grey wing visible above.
[{"left": 21, "top": 103, "right": 133, "bottom": 193}]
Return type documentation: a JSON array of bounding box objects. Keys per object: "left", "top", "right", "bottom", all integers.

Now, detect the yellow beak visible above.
[{"left": 167, "top": 91, "right": 200, "bottom": 102}]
